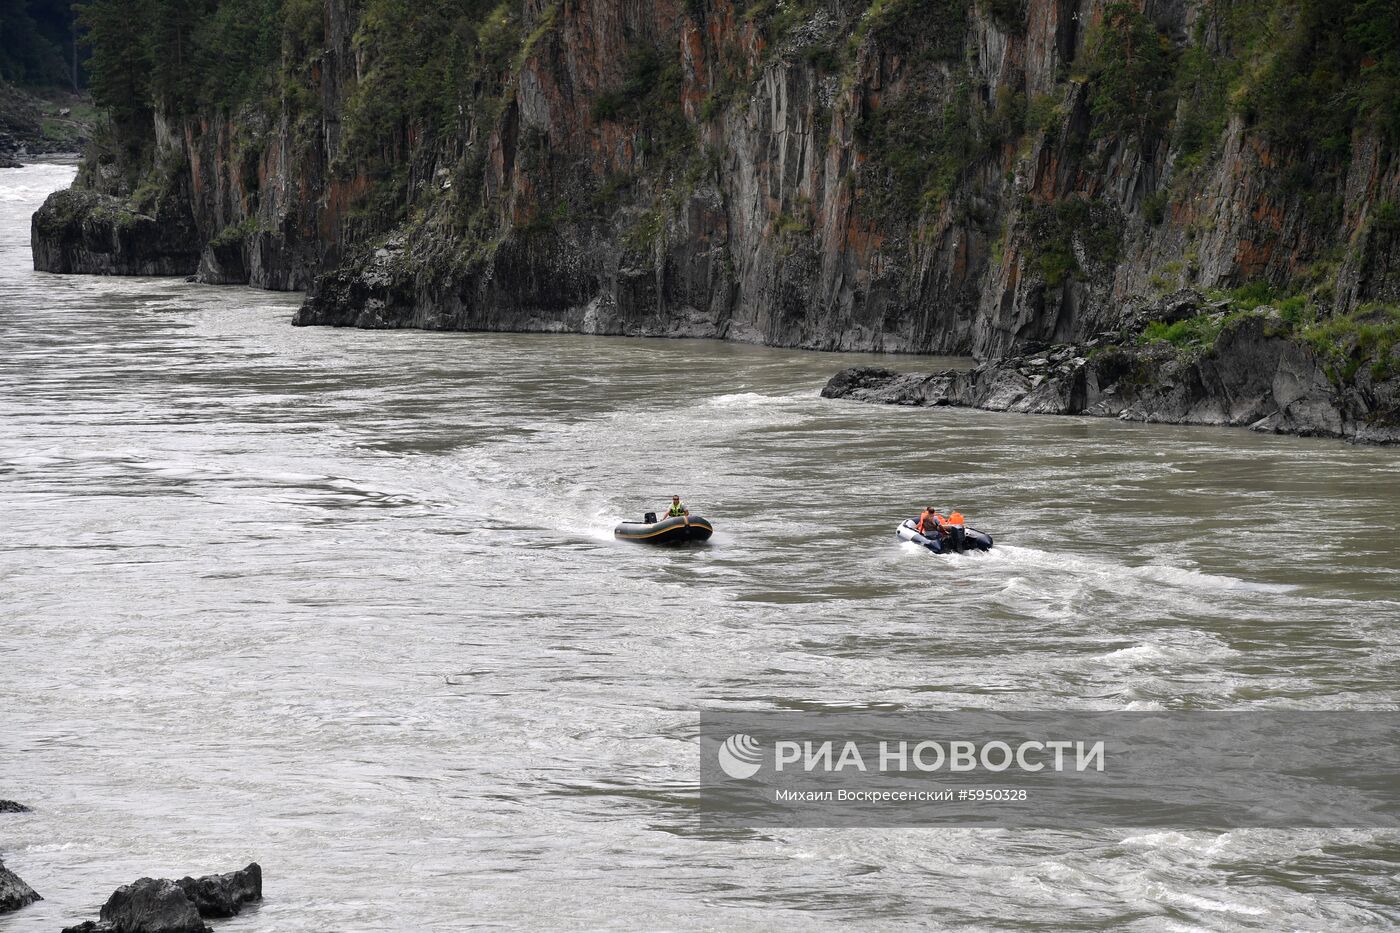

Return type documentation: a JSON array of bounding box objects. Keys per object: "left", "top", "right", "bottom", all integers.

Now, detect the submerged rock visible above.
[
  {"left": 0, "top": 800, "right": 30, "bottom": 813},
  {"left": 0, "top": 856, "right": 41, "bottom": 915},
  {"left": 60, "top": 863, "right": 261, "bottom": 933}
]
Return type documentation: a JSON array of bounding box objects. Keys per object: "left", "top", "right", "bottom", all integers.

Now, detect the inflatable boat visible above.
[
  {"left": 897, "top": 519, "right": 993, "bottom": 554},
  {"left": 615, "top": 513, "right": 714, "bottom": 545}
]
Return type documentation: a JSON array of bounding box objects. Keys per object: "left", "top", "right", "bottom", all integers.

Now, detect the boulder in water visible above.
[
  {"left": 0, "top": 856, "right": 41, "bottom": 914},
  {"left": 175, "top": 863, "right": 262, "bottom": 919},
  {"left": 60, "top": 863, "right": 262, "bottom": 933}
]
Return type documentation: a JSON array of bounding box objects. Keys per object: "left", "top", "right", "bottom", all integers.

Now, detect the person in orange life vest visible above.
[
  {"left": 944, "top": 509, "right": 967, "bottom": 552},
  {"left": 916, "top": 506, "right": 943, "bottom": 537}
]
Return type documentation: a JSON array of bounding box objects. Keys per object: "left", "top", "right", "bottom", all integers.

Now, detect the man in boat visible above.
[
  {"left": 666, "top": 495, "right": 689, "bottom": 518},
  {"left": 916, "top": 506, "right": 942, "bottom": 538}
]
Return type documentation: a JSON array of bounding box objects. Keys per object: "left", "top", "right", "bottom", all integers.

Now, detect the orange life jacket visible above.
[
  {"left": 948, "top": 511, "right": 965, "bottom": 527},
  {"left": 919, "top": 512, "right": 946, "bottom": 535}
]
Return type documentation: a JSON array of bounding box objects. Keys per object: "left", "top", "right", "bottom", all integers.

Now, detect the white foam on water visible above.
[
  {"left": 1145, "top": 886, "right": 1270, "bottom": 917},
  {"left": 971, "top": 543, "right": 1295, "bottom": 598},
  {"left": 1135, "top": 561, "right": 1297, "bottom": 594},
  {"left": 1095, "top": 639, "right": 1240, "bottom": 666},
  {"left": 707, "top": 391, "right": 778, "bottom": 408}
]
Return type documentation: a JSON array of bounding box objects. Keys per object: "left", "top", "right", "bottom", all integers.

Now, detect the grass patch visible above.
[
  {"left": 1141, "top": 313, "right": 1233, "bottom": 350},
  {"left": 1303, "top": 303, "right": 1400, "bottom": 382},
  {"left": 208, "top": 216, "right": 259, "bottom": 248},
  {"left": 1141, "top": 281, "right": 1400, "bottom": 383}
]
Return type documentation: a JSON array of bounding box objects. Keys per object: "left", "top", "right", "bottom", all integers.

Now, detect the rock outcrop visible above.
[
  {"left": 0, "top": 856, "right": 41, "bottom": 915},
  {"left": 823, "top": 302, "right": 1400, "bottom": 444},
  {"left": 174, "top": 864, "right": 263, "bottom": 920},
  {"left": 32, "top": 188, "right": 199, "bottom": 276},
  {"left": 0, "top": 799, "right": 40, "bottom": 916},
  {"left": 60, "top": 863, "right": 262, "bottom": 933},
  {"left": 63, "top": 878, "right": 209, "bottom": 933}
]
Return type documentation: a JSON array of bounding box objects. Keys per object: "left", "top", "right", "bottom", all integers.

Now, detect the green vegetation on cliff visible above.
[
  {"left": 1141, "top": 286, "right": 1400, "bottom": 385},
  {"left": 79, "top": 0, "right": 281, "bottom": 121},
  {"left": 1171, "top": 0, "right": 1400, "bottom": 160},
  {"left": 1079, "top": 3, "right": 1176, "bottom": 142}
]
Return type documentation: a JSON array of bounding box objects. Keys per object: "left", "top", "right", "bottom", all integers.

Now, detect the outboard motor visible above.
[{"left": 644, "top": 511, "right": 657, "bottom": 524}]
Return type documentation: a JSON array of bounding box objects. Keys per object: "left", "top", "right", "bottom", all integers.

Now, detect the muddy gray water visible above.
[{"left": 3, "top": 162, "right": 1399, "bottom": 930}]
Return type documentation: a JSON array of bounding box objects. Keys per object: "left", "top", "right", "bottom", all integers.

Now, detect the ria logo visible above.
[{"left": 717, "top": 733, "right": 763, "bottom": 779}]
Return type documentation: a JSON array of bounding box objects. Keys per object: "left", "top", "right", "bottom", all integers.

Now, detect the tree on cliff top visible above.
[
  {"left": 0, "top": 0, "right": 83, "bottom": 88},
  {"left": 78, "top": 0, "right": 152, "bottom": 134},
  {"left": 78, "top": 0, "right": 282, "bottom": 130}
]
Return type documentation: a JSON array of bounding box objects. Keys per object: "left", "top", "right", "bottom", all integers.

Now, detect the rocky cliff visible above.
[{"left": 28, "top": 2, "right": 1400, "bottom": 383}]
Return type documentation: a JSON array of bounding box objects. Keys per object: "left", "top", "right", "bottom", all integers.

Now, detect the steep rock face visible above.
[
  {"left": 31, "top": 188, "right": 199, "bottom": 276},
  {"left": 33, "top": 0, "right": 1400, "bottom": 359}
]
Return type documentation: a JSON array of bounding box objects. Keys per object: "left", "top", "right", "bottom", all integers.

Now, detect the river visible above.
[{"left": 3, "top": 162, "right": 1398, "bottom": 930}]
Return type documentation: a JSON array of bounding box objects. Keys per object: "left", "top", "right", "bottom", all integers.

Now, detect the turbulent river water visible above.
[{"left": 3, "top": 162, "right": 1399, "bottom": 931}]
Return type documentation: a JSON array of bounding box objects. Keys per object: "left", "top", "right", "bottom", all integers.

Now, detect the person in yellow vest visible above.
[{"left": 666, "top": 495, "right": 689, "bottom": 518}]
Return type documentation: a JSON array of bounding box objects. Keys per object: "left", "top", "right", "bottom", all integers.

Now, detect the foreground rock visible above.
[
  {"left": 174, "top": 864, "right": 263, "bottom": 919},
  {"left": 0, "top": 800, "right": 40, "bottom": 915},
  {"left": 0, "top": 855, "right": 41, "bottom": 914},
  {"left": 31, "top": 188, "right": 199, "bottom": 277},
  {"left": 61, "top": 863, "right": 261, "bottom": 933},
  {"left": 824, "top": 306, "right": 1400, "bottom": 445}
]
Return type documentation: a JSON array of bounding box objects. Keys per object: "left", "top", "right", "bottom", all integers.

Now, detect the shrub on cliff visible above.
[
  {"left": 1079, "top": 3, "right": 1177, "bottom": 143},
  {"left": 1304, "top": 304, "right": 1400, "bottom": 382}
]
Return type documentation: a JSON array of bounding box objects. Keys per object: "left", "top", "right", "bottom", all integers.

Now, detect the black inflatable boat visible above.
[
  {"left": 615, "top": 513, "right": 714, "bottom": 545},
  {"left": 896, "top": 519, "right": 993, "bottom": 554}
]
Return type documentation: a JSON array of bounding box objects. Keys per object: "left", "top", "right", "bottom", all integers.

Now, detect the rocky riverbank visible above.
[
  {"left": 823, "top": 291, "right": 1400, "bottom": 445},
  {"left": 0, "top": 84, "right": 93, "bottom": 167}
]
